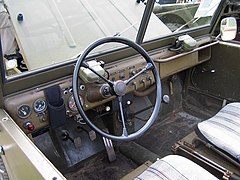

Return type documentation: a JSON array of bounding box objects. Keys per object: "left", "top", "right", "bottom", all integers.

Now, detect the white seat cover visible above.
[
  {"left": 135, "top": 155, "right": 217, "bottom": 180},
  {"left": 198, "top": 102, "right": 240, "bottom": 161}
]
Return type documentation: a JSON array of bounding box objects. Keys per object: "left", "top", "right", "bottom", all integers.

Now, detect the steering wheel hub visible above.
[{"left": 113, "top": 80, "right": 127, "bottom": 96}]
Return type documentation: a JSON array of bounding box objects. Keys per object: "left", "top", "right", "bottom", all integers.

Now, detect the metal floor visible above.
[
  {"left": 63, "top": 110, "right": 202, "bottom": 179},
  {"left": 134, "top": 110, "right": 202, "bottom": 158},
  {"left": 64, "top": 151, "right": 137, "bottom": 180}
]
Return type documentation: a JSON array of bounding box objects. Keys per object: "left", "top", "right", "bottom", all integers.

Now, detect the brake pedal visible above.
[
  {"left": 89, "top": 130, "right": 97, "bottom": 141},
  {"left": 73, "top": 137, "right": 82, "bottom": 148}
]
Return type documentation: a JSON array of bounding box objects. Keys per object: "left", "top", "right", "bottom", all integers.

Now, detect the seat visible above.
[
  {"left": 197, "top": 102, "right": 240, "bottom": 162},
  {"left": 135, "top": 155, "right": 217, "bottom": 180},
  {"left": 135, "top": 103, "right": 240, "bottom": 179}
]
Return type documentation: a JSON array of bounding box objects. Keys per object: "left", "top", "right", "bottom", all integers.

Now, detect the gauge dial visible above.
[
  {"left": 33, "top": 99, "right": 47, "bottom": 113},
  {"left": 17, "top": 104, "right": 31, "bottom": 119},
  {"left": 68, "top": 95, "right": 78, "bottom": 112}
]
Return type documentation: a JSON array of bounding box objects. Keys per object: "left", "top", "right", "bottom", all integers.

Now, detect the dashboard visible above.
[
  {"left": 4, "top": 56, "right": 154, "bottom": 134},
  {"left": 3, "top": 35, "right": 212, "bottom": 134}
]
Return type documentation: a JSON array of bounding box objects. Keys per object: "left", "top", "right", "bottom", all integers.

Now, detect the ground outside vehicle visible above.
[{"left": 0, "top": 0, "right": 240, "bottom": 179}]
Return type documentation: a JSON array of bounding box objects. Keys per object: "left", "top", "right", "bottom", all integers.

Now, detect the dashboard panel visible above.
[
  {"left": 4, "top": 56, "right": 155, "bottom": 134},
  {"left": 3, "top": 37, "right": 211, "bottom": 134}
]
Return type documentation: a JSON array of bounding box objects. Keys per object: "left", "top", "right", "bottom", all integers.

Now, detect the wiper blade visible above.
[
  {"left": 174, "top": 17, "right": 200, "bottom": 33},
  {"left": 113, "top": 22, "right": 138, "bottom": 37},
  {"left": 174, "top": 1, "right": 220, "bottom": 33}
]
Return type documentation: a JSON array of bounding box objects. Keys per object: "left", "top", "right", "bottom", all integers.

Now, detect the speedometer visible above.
[{"left": 33, "top": 99, "right": 47, "bottom": 113}]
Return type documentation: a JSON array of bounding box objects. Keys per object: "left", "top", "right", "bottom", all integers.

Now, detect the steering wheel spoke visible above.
[
  {"left": 125, "top": 63, "right": 153, "bottom": 85},
  {"left": 117, "top": 96, "right": 129, "bottom": 137},
  {"left": 81, "top": 61, "right": 114, "bottom": 87}
]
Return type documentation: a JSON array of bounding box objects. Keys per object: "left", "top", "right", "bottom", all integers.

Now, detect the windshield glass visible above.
[
  {"left": 152, "top": 0, "right": 221, "bottom": 32},
  {"left": 0, "top": 0, "right": 221, "bottom": 78}
]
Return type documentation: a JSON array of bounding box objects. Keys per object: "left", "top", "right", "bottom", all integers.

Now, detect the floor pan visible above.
[
  {"left": 135, "top": 110, "right": 202, "bottom": 157},
  {"left": 63, "top": 110, "right": 203, "bottom": 179},
  {"left": 64, "top": 151, "right": 137, "bottom": 180}
]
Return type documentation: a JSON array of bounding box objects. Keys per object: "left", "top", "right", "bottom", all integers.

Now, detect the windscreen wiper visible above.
[
  {"left": 174, "top": 1, "right": 220, "bottom": 33},
  {"left": 113, "top": 22, "right": 138, "bottom": 37},
  {"left": 174, "top": 17, "right": 200, "bottom": 33}
]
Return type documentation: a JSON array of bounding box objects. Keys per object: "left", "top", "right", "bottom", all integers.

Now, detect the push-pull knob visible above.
[
  {"left": 131, "top": 81, "right": 137, "bottom": 90},
  {"left": 140, "top": 78, "right": 146, "bottom": 88},
  {"left": 147, "top": 76, "right": 153, "bottom": 85},
  {"left": 129, "top": 70, "right": 136, "bottom": 76},
  {"left": 24, "top": 121, "right": 35, "bottom": 131}
]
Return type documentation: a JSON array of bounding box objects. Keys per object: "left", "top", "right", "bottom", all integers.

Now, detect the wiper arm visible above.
[
  {"left": 174, "top": 1, "right": 220, "bottom": 33},
  {"left": 114, "top": 22, "right": 138, "bottom": 37},
  {"left": 174, "top": 17, "right": 200, "bottom": 33}
]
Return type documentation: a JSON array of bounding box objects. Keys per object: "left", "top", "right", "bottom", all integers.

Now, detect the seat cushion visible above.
[
  {"left": 197, "top": 102, "right": 240, "bottom": 161},
  {"left": 135, "top": 155, "right": 217, "bottom": 180}
]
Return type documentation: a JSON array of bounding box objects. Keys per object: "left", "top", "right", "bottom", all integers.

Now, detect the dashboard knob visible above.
[
  {"left": 131, "top": 82, "right": 137, "bottom": 90},
  {"left": 162, "top": 95, "right": 170, "bottom": 104},
  {"left": 147, "top": 76, "right": 152, "bottom": 81},
  {"left": 129, "top": 70, "right": 136, "bottom": 76},
  {"left": 24, "top": 121, "right": 35, "bottom": 131},
  {"left": 119, "top": 73, "right": 125, "bottom": 79},
  {"left": 140, "top": 78, "right": 146, "bottom": 88},
  {"left": 147, "top": 75, "right": 153, "bottom": 85}
]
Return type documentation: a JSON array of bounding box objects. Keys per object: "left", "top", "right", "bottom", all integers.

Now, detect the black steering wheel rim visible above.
[{"left": 73, "top": 36, "right": 162, "bottom": 141}]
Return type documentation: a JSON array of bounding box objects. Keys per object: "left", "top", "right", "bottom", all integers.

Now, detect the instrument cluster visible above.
[{"left": 16, "top": 99, "right": 47, "bottom": 119}]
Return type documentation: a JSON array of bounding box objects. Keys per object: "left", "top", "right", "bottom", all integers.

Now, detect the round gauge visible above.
[
  {"left": 17, "top": 104, "right": 31, "bottom": 119},
  {"left": 33, "top": 99, "right": 47, "bottom": 113},
  {"left": 68, "top": 95, "right": 78, "bottom": 112}
]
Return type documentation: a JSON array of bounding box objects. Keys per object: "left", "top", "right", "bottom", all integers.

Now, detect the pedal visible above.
[
  {"left": 61, "top": 130, "right": 82, "bottom": 148},
  {"left": 61, "top": 130, "right": 73, "bottom": 142},
  {"left": 88, "top": 130, "right": 97, "bottom": 141},
  {"left": 102, "top": 131, "right": 116, "bottom": 162},
  {"left": 73, "top": 137, "right": 82, "bottom": 148}
]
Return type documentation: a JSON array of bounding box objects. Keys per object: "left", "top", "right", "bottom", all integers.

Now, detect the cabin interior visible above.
[{"left": 0, "top": 0, "right": 240, "bottom": 179}]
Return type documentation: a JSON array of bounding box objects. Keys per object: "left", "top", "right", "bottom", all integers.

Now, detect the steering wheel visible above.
[{"left": 73, "top": 37, "right": 162, "bottom": 141}]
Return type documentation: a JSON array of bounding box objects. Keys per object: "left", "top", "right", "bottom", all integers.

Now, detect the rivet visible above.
[{"left": 2, "top": 117, "right": 9, "bottom": 122}]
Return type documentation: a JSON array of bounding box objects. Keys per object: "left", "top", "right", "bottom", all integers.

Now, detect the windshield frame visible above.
[{"left": 0, "top": 0, "right": 226, "bottom": 96}]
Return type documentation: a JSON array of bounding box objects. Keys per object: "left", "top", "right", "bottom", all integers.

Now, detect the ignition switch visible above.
[{"left": 102, "top": 85, "right": 111, "bottom": 97}]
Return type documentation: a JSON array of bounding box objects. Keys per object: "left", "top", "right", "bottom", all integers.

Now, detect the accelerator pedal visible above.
[{"left": 102, "top": 129, "right": 116, "bottom": 162}]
